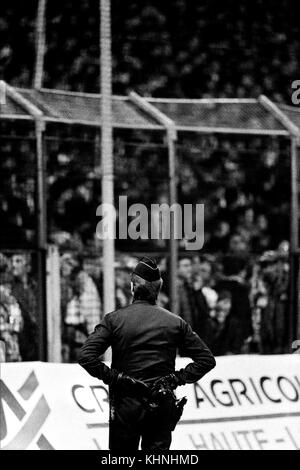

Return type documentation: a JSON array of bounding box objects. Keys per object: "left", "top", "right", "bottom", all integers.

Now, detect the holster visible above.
[
  {"left": 170, "top": 396, "right": 187, "bottom": 430},
  {"left": 145, "top": 385, "right": 187, "bottom": 430}
]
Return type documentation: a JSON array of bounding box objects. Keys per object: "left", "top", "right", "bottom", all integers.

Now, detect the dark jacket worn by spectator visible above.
[
  {"left": 210, "top": 314, "right": 245, "bottom": 356},
  {"left": 216, "top": 277, "right": 252, "bottom": 341},
  {"left": 216, "top": 256, "right": 253, "bottom": 342},
  {"left": 178, "top": 277, "right": 211, "bottom": 346}
]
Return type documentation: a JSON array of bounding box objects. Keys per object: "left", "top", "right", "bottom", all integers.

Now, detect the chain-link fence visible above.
[
  {"left": 1, "top": 90, "right": 299, "bottom": 361},
  {"left": 0, "top": 120, "right": 37, "bottom": 248},
  {"left": 44, "top": 126, "right": 293, "bottom": 360}
]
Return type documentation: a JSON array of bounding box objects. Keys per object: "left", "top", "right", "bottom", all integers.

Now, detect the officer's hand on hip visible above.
[{"left": 151, "top": 372, "right": 185, "bottom": 395}]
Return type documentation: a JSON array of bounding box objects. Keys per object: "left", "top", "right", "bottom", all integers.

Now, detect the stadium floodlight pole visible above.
[
  {"left": 129, "top": 92, "right": 178, "bottom": 314},
  {"left": 33, "top": 0, "right": 47, "bottom": 90},
  {"left": 100, "top": 0, "right": 115, "bottom": 329}
]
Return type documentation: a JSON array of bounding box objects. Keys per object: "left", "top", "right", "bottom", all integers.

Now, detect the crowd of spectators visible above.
[
  {"left": 0, "top": 1, "right": 298, "bottom": 360},
  {"left": 0, "top": 129, "right": 293, "bottom": 362},
  {"left": 0, "top": 125, "right": 36, "bottom": 247},
  {"left": 0, "top": 252, "right": 38, "bottom": 361},
  {"left": 173, "top": 247, "right": 290, "bottom": 356},
  {"left": 56, "top": 245, "right": 292, "bottom": 361},
  {"left": 0, "top": 127, "right": 290, "bottom": 255},
  {"left": 0, "top": 245, "right": 290, "bottom": 362},
  {"left": 1, "top": 0, "right": 299, "bottom": 103},
  {"left": 0, "top": 0, "right": 295, "bottom": 255},
  {"left": 44, "top": 131, "right": 290, "bottom": 255}
]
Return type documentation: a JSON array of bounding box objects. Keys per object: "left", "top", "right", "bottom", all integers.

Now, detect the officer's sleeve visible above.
[
  {"left": 177, "top": 320, "right": 216, "bottom": 384},
  {"left": 78, "top": 314, "right": 117, "bottom": 385}
]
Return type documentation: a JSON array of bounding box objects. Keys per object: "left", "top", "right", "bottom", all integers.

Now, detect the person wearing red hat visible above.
[{"left": 78, "top": 256, "right": 216, "bottom": 451}]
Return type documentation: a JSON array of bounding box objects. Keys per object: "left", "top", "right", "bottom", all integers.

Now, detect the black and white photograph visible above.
[{"left": 0, "top": 0, "right": 300, "bottom": 455}]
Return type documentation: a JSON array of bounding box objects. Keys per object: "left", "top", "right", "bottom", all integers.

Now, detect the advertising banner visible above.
[{"left": 1, "top": 355, "right": 299, "bottom": 450}]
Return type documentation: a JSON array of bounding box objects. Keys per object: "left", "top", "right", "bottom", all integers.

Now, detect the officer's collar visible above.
[{"left": 132, "top": 299, "right": 156, "bottom": 305}]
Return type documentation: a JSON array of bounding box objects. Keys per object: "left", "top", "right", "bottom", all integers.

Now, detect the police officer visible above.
[{"left": 78, "top": 257, "right": 216, "bottom": 451}]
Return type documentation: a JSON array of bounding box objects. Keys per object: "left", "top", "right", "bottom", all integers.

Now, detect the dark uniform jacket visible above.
[{"left": 78, "top": 300, "right": 216, "bottom": 385}]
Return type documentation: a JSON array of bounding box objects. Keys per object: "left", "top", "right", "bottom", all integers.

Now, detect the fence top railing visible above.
[{"left": 0, "top": 82, "right": 299, "bottom": 137}]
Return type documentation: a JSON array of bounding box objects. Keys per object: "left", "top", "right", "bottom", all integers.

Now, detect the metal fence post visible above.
[
  {"left": 290, "top": 138, "right": 300, "bottom": 341},
  {"left": 167, "top": 130, "right": 178, "bottom": 315},
  {"left": 33, "top": 0, "right": 47, "bottom": 90},
  {"left": 100, "top": 0, "right": 115, "bottom": 321},
  {"left": 36, "top": 118, "right": 47, "bottom": 361},
  {"left": 46, "top": 245, "right": 62, "bottom": 362},
  {"left": 289, "top": 138, "right": 300, "bottom": 345}
]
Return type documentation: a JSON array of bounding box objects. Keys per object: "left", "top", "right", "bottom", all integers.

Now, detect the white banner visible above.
[{"left": 0, "top": 355, "right": 300, "bottom": 450}]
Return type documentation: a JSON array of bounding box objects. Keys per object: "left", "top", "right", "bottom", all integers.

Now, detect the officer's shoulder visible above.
[
  {"left": 95, "top": 305, "right": 129, "bottom": 327},
  {"left": 104, "top": 305, "right": 130, "bottom": 319},
  {"left": 155, "top": 305, "right": 184, "bottom": 324}
]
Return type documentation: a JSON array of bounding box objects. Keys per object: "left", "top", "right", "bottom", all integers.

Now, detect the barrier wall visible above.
[{"left": 1, "top": 355, "right": 300, "bottom": 450}]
